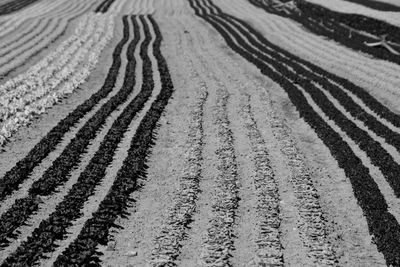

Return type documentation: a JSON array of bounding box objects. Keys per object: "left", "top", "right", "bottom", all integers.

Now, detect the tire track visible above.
[{"left": 190, "top": 0, "right": 400, "bottom": 265}]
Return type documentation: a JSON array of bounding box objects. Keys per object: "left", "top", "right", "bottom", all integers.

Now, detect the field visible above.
[{"left": 0, "top": 0, "right": 400, "bottom": 266}]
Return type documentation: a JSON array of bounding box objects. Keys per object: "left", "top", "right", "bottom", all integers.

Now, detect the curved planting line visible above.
[
  {"left": 95, "top": 0, "right": 116, "bottom": 13},
  {"left": 189, "top": 0, "right": 400, "bottom": 265},
  {"left": 0, "top": 0, "right": 99, "bottom": 78},
  {"left": 0, "top": 16, "right": 138, "bottom": 251},
  {"left": 0, "top": 15, "right": 153, "bottom": 266},
  {"left": 248, "top": 0, "right": 400, "bottom": 65},
  {"left": 0, "top": 0, "right": 40, "bottom": 15},
  {"left": 340, "top": 0, "right": 400, "bottom": 11},
  {"left": 53, "top": 15, "right": 174, "bottom": 266},
  {"left": 203, "top": 0, "right": 400, "bottom": 200},
  {"left": 0, "top": 15, "right": 129, "bottom": 208}
]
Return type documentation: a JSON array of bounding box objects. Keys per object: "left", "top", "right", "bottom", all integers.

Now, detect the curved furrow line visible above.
[
  {"left": 248, "top": 0, "right": 400, "bottom": 65},
  {"left": 215, "top": 0, "right": 400, "bottom": 103},
  {"left": 202, "top": 0, "right": 400, "bottom": 200},
  {"left": 0, "top": 14, "right": 153, "bottom": 266},
  {"left": 0, "top": 0, "right": 99, "bottom": 78},
  {"left": 0, "top": 0, "right": 78, "bottom": 38},
  {"left": 215, "top": 2, "right": 400, "bottom": 130},
  {"left": 200, "top": 2, "right": 337, "bottom": 264},
  {"left": 324, "top": 0, "right": 400, "bottom": 12},
  {"left": 189, "top": 0, "right": 400, "bottom": 265},
  {"left": 0, "top": 14, "right": 130, "bottom": 232},
  {"left": 51, "top": 15, "right": 174, "bottom": 266},
  {"left": 38, "top": 17, "right": 145, "bottom": 267},
  {"left": 0, "top": 13, "right": 114, "bottom": 147},
  {"left": 0, "top": 16, "right": 139, "bottom": 253},
  {"left": 0, "top": 0, "right": 77, "bottom": 41},
  {"left": 0, "top": 0, "right": 41, "bottom": 16},
  {"left": 95, "top": 0, "right": 116, "bottom": 13}
]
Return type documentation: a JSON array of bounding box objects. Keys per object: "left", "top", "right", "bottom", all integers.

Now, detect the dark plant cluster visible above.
[
  {"left": 0, "top": 15, "right": 131, "bottom": 252},
  {"left": 189, "top": 0, "right": 400, "bottom": 265},
  {"left": 94, "top": 0, "right": 116, "bottom": 13},
  {"left": 54, "top": 15, "right": 174, "bottom": 266},
  {"left": 0, "top": 0, "right": 39, "bottom": 15},
  {"left": 249, "top": 0, "right": 400, "bottom": 64}
]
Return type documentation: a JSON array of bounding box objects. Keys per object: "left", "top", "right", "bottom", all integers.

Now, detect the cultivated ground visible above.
[{"left": 0, "top": 0, "right": 400, "bottom": 266}]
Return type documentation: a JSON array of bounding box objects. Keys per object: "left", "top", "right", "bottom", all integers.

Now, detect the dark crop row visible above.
[
  {"left": 0, "top": 0, "right": 39, "bottom": 15},
  {"left": 339, "top": 0, "right": 400, "bottom": 12},
  {"left": 95, "top": 0, "right": 116, "bottom": 13},
  {"left": 0, "top": 14, "right": 150, "bottom": 266},
  {"left": 0, "top": 15, "right": 129, "bottom": 203},
  {"left": 54, "top": 15, "right": 174, "bottom": 266},
  {"left": 248, "top": 0, "right": 400, "bottom": 64},
  {"left": 190, "top": 0, "right": 400, "bottom": 265},
  {"left": 202, "top": 0, "right": 400, "bottom": 198},
  {"left": 0, "top": 16, "right": 131, "bottom": 247}
]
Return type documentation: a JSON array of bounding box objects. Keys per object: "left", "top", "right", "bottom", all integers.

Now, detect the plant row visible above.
[
  {"left": 0, "top": 0, "right": 73, "bottom": 39},
  {"left": 0, "top": 14, "right": 129, "bottom": 221},
  {"left": 189, "top": 0, "right": 400, "bottom": 265},
  {"left": 0, "top": 1, "right": 96, "bottom": 80},
  {"left": 1, "top": 14, "right": 153, "bottom": 266},
  {"left": 0, "top": 13, "right": 115, "bottom": 147},
  {"left": 205, "top": 0, "right": 400, "bottom": 198},
  {"left": 95, "top": 0, "right": 117, "bottom": 13},
  {"left": 0, "top": 15, "right": 137, "bottom": 251},
  {"left": 0, "top": 0, "right": 39, "bottom": 16},
  {"left": 339, "top": 0, "right": 400, "bottom": 11},
  {"left": 53, "top": 15, "right": 174, "bottom": 266},
  {"left": 248, "top": 0, "right": 400, "bottom": 64}
]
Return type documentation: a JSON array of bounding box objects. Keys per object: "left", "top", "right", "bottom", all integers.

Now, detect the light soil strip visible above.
[{"left": 214, "top": 0, "right": 400, "bottom": 110}]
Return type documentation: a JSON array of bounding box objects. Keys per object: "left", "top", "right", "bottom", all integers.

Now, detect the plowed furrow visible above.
[
  {"left": 190, "top": 0, "right": 400, "bottom": 265},
  {"left": 52, "top": 15, "right": 174, "bottom": 266}
]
